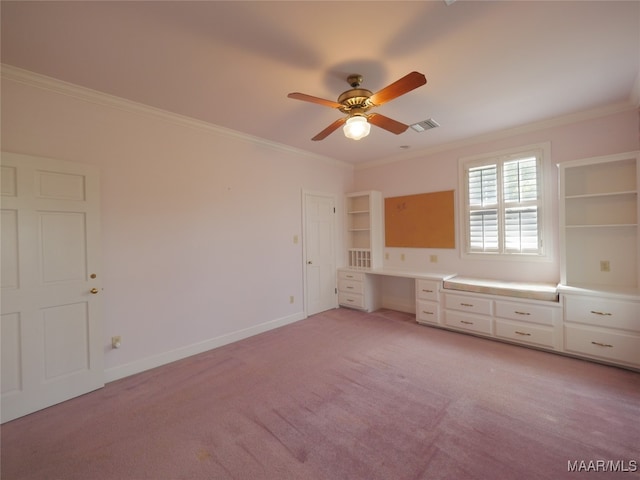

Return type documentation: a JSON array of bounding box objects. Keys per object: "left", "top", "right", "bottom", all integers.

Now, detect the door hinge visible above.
[
  {"left": 333, "top": 207, "right": 336, "bottom": 213},
  {"left": 335, "top": 287, "right": 337, "bottom": 294}
]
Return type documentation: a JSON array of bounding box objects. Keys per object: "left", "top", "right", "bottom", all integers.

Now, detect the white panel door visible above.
[
  {"left": 303, "top": 192, "right": 336, "bottom": 316},
  {"left": 1, "top": 152, "right": 103, "bottom": 423}
]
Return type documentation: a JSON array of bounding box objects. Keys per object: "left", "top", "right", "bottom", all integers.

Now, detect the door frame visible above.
[{"left": 301, "top": 190, "right": 339, "bottom": 316}]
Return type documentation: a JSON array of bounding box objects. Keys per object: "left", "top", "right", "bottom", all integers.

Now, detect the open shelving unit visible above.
[
  {"left": 346, "top": 191, "right": 383, "bottom": 269},
  {"left": 559, "top": 151, "right": 640, "bottom": 290}
]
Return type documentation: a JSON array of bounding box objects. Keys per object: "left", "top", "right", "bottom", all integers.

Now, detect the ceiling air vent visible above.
[{"left": 410, "top": 118, "right": 440, "bottom": 132}]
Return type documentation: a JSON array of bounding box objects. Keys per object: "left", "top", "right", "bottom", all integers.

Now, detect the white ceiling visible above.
[{"left": 2, "top": 1, "right": 639, "bottom": 165}]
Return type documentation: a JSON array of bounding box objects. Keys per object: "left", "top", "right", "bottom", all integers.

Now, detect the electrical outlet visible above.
[
  {"left": 430, "top": 255, "right": 438, "bottom": 263},
  {"left": 600, "top": 260, "right": 610, "bottom": 272},
  {"left": 400, "top": 253, "right": 405, "bottom": 261},
  {"left": 111, "top": 336, "right": 121, "bottom": 349},
  {"left": 289, "top": 295, "right": 294, "bottom": 304},
  {"left": 293, "top": 235, "right": 299, "bottom": 244},
  {"left": 385, "top": 252, "right": 389, "bottom": 260}
]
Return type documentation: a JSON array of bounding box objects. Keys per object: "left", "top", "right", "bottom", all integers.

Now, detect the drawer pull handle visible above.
[
  {"left": 346, "top": 275, "right": 354, "bottom": 279},
  {"left": 591, "top": 341, "right": 613, "bottom": 348},
  {"left": 515, "top": 331, "right": 531, "bottom": 336},
  {"left": 346, "top": 286, "right": 354, "bottom": 289},
  {"left": 347, "top": 299, "right": 355, "bottom": 303},
  {"left": 422, "top": 289, "right": 434, "bottom": 293},
  {"left": 460, "top": 303, "right": 474, "bottom": 307},
  {"left": 422, "top": 311, "right": 434, "bottom": 315},
  {"left": 590, "top": 310, "right": 612, "bottom": 316},
  {"left": 514, "top": 311, "right": 531, "bottom": 316},
  {"left": 460, "top": 320, "right": 474, "bottom": 325}
]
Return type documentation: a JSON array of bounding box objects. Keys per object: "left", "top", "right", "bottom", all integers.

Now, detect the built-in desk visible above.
[
  {"left": 338, "top": 268, "right": 563, "bottom": 352},
  {"left": 337, "top": 267, "right": 455, "bottom": 315}
]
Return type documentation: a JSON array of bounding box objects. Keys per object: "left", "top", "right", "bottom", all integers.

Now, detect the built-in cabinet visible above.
[
  {"left": 335, "top": 159, "right": 640, "bottom": 370},
  {"left": 337, "top": 269, "right": 381, "bottom": 312},
  {"left": 345, "top": 191, "right": 383, "bottom": 269},
  {"left": 416, "top": 279, "right": 441, "bottom": 325},
  {"left": 442, "top": 290, "right": 563, "bottom": 351},
  {"left": 560, "top": 288, "right": 640, "bottom": 369},
  {"left": 558, "top": 151, "right": 640, "bottom": 370}
]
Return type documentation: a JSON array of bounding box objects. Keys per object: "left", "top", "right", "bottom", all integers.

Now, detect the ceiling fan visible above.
[{"left": 287, "top": 71, "right": 427, "bottom": 141}]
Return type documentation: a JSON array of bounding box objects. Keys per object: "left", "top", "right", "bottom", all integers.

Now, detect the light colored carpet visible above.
[{"left": 2, "top": 308, "right": 639, "bottom": 479}]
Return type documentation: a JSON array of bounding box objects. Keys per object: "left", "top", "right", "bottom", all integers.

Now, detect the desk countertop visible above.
[{"left": 339, "top": 267, "right": 456, "bottom": 282}]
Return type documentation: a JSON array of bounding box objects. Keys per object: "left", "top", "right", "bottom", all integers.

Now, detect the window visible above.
[{"left": 460, "top": 145, "right": 548, "bottom": 258}]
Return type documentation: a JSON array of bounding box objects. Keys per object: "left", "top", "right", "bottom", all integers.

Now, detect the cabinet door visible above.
[
  {"left": 564, "top": 325, "right": 640, "bottom": 366},
  {"left": 338, "top": 292, "right": 365, "bottom": 310},
  {"left": 416, "top": 280, "right": 439, "bottom": 301},
  {"left": 444, "top": 311, "right": 493, "bottom": 335},
  {"left": 417, "top": 300, "right": 439, "bottom": 325},
  {"left": 495, "top": 319, "right": 556, "bottom": 349},
  {"left": 564, "top": 296, "right": 640, "bottom": 332},
  {"left": 495, "top": 300, "right": 556, "bottom": 326},
  {"left": 444, "top": 293, "right": 493, "bottom": 316},
  {"left": 338, "top": 278, "right": 364, "bottom": 295}
]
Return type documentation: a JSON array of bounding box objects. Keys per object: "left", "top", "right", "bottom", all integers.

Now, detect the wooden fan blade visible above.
[
  {"left": 312, "top": 117, "right": 347, "bottom": 141},
  {"left": 367, "top": 113, "right": 409, "bottom": 135},
  {"left": 368, "top": 71, "right": 427, "bottom": 106},
  {"left": 287, "top": 92, "right": 342, "bottom": 109}
]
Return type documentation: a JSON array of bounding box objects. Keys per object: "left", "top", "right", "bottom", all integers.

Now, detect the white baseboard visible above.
[{"left": 104, "top": 311, "right": 306, "bottom": 383}]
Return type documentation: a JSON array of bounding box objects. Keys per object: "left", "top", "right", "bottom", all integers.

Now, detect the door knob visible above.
[
  {"left": 90, "top": 288, "right": 99, "bottom": 294},
  {"left": 307, "top": 260, "right": 313, "bottom": 264}
]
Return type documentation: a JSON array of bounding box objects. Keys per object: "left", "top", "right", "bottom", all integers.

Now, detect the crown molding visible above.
[
  {"left": 357, "top": 101, "right": 636, "bottom": 170},
  {"left": 1, "top": 64, "right": 352, "bottom": 170}
]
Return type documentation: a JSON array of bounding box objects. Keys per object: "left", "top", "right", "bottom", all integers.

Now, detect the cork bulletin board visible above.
[{"left": 384, "top": 190, "right": 455, "bottom": 248}]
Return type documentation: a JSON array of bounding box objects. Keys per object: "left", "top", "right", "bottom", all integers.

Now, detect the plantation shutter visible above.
[
  {"left": 468, "top": 165, "right": 498, "bottom": 252},
  {"left": 465, "top": 153, "right": 542, "bottom": 255},
  {"left": 503, "top": 157, "right": 539, "bottom": 253}
]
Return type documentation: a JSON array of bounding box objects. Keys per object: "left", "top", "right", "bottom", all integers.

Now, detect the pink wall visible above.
[
  {"left": 3, "top": 71, "right": 638, "bottom": 381},
  {"left": 355, "top": 108, "right": 639, "bottom": 283},
  {"left": 1, "top": 77, "right": 355, "bottom": 379}
]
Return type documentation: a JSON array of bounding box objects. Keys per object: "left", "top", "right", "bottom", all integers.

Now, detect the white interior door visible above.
[
  {"left": 1, "top": 152, "right": 103, "bottom": 423},
  {"left": 303, "top": 191, "right": 337, "bottom": 316}
]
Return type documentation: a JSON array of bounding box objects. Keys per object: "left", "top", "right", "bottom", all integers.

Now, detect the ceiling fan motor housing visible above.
[{"left": 337, "top": 88, "right": 374, "bottom": 114}]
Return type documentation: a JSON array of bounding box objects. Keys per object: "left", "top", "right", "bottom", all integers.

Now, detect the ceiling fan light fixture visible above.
[{"left": 343, "top": 116, "right": 370, "bottom": 140}]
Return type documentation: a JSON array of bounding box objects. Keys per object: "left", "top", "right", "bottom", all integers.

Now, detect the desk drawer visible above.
[
  {"left": 495, "top": 319, "right": 555, "bottom": 348},
  {"left": 417, "top": 300, "right": 439, "bottom": 325},
  {"left": 444, "top": 311, "right": 492, "bottom": 335},
  {"left": 338, "top": 270, "right": 365, "bottom": 282},
  {"left": 564, "top": 296, "right": 640, "bottom": 332},
  {"left": 339, "top": 292, "right": 365, "bottom": 310},
  {"left": 416, "top": 280, "right": 439, "bottom": 301},
  {"left": 444, "top": 293, "right": 493, "bottom": 316},
  {"left": 564, "top": 325, "right": 640, "bottom": 366},
  {"left": 495, "top": 301, "right": 556, "bottom": 326},
  {"left": 338, "top": 279, "right": 364, "bottom": 295}
]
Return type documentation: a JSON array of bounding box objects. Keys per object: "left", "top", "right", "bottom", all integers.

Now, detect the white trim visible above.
[
  {"left": 1, "top": 64, "right": 352, "bottom": 170},
  {"left": 104, "top": 311, "right": 306, "bottom": 383},
  {"left": 357, "top": 102, "right": 635, "bottom": 170}
]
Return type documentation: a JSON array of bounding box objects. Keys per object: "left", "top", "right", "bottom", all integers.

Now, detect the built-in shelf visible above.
[
  {"left": 559, "top": 151, "right": 640, "bottom": 289},
  {"left": 345, "top": 191, "right": 382, "bottom": 269}
]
